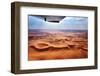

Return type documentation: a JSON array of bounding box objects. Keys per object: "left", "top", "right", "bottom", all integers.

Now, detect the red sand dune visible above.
[{"left": 28, "top": 31, "right": 88, "bottom": 60}]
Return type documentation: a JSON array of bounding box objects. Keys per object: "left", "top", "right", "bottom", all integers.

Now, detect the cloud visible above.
[{"left": 28, "top": 16, "right": 88, "bottom": 30}]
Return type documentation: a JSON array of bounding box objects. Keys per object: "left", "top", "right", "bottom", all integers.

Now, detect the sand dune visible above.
[{"left": 28, "top": 30, "right": 88, "bottom": 60}]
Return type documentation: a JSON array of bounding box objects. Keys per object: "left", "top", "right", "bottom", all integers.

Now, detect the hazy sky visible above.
[{"left": 28, "top": 15, "right": 88, "bottom": 30}]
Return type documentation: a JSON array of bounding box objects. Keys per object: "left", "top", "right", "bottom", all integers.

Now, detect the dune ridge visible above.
[{"left": 28, "top": 30, "right": 88, "bottom": 60}]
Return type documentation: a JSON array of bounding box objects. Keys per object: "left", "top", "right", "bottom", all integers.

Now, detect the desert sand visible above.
[{"left": 28, "top": 30, "right": 88, "bottom": 60}]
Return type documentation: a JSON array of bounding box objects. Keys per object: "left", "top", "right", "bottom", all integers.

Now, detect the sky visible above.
[{"left": 28, "top": 15, "right": 88, "bottom": 30}]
